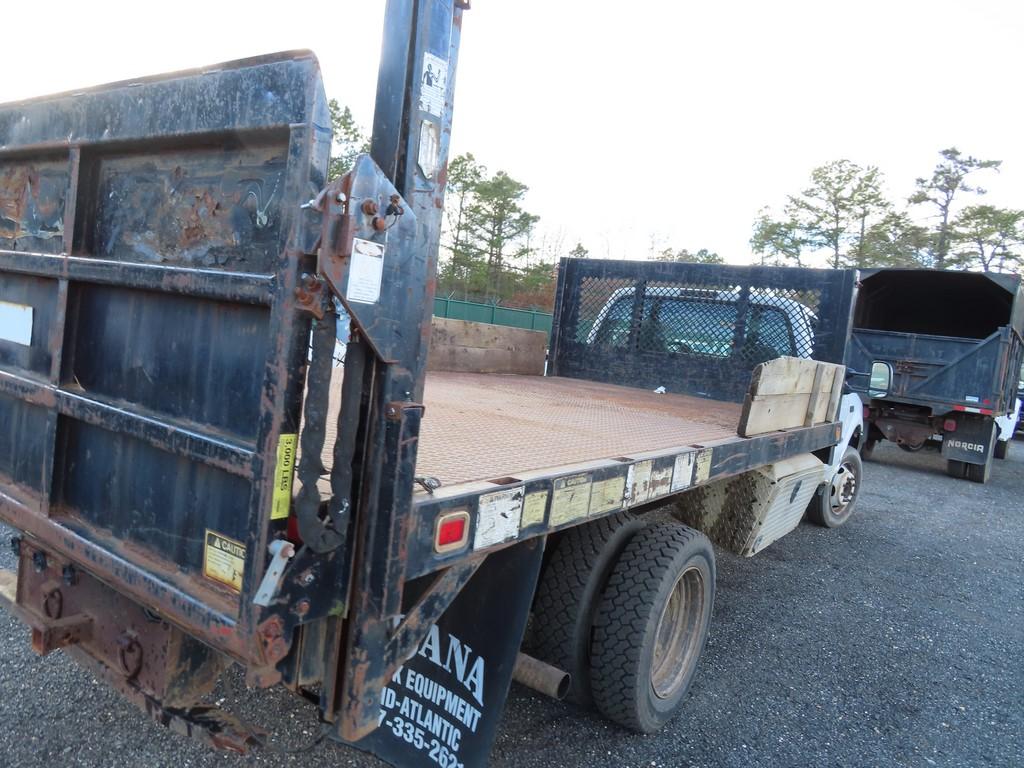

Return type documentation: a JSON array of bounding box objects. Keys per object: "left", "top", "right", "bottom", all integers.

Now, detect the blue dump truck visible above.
[{"left": 848, "top": 269, "right": 1024, "bottom": 483}]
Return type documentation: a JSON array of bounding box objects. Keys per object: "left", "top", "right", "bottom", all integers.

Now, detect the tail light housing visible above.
[{"left": 434, "top": 510, "right": 470, "bottom": 553}]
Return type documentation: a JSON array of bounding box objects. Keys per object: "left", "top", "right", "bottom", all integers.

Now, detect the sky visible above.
[{"left": 3, "top": 0, "right": 1022, "bottom": 267}]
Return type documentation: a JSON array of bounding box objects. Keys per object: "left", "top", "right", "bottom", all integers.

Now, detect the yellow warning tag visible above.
[
  {"left": 271, "top": 433, "right": 298, "bottom": 520},
  {"left": 203, "top": 530, "right": 246, "bottom": 592}
]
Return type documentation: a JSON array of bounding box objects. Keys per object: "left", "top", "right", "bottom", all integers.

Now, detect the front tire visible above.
[
  {"left": 589, "top": 523, "right": 715, "bottom": 733},
  {"left": 808, "top": 447, "right": 862, "bottom": 528}
]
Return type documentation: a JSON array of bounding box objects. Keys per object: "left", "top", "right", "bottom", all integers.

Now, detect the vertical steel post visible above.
[{"left": 331, "top": 0, "right": 467, "bottom": 742}]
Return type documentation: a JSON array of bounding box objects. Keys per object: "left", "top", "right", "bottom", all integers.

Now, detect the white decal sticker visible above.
[
  {"left": 346, "top": 238, "right": 385, "bottom": 305},
  {"left": 650, "top": 465, "right": 673, "bottom": 499},
  {"left": 626, "top": 460, "right": 653, "bottom": 506},
  {"left": 418, "top": 120, "right": 441, "bottom": 179},
  {"left": 694, "top": 448, "right": 714, "bottom": 484},
  {"left": 474, "top": 487, "right": 523, "bottom": 549},
  {"left": 0, "top": 301, "right": 33, "bottom": 346},
  {"left": 419, "top": 52, "right": 448, "bottom": 117},
  {"left": 671, "top": 452, "right": 696, "bottom": 492}
]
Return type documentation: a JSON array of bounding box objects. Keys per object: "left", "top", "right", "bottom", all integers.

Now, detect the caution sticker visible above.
[
  {"left": 204, "top": 530, "right": 246, "bottom": 592},
  {"left": 550, "top": 473, "right": 592, "bottom": 526},
  {"left": 271, "top": 433, "right": 298, "bottom": 520}
]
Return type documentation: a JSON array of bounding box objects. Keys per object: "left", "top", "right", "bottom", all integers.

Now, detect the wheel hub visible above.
[
  {"left": 651, "top": 565, "right": 705, "bottom": 700},
  {"left": 829, "top": 461, "right": 858, "bottom": 514}
]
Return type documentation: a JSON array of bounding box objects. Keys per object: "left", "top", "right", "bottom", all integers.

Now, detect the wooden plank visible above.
[
  {"left": 803, "top": 364, "right": 825, "bottom": 426},
  {"left": 825, "top": 364, "right": 844, "bottom": 422},
  {"left": 749, "top": 357, "right": 844, "bottom": 395},
  {"left": 427, "top": 317, "right": 547, "bottom": 375},
  {"left": 738, "top": 357, "right": 847, "bottom": 437}
]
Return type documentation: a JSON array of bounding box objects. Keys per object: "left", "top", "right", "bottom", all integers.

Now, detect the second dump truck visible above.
[
  {"left": 0, "top": 2, "right": 868, "bottom": 765},
  {"left": 849, "top": 268, "right": 1024, "bottom": 482}
]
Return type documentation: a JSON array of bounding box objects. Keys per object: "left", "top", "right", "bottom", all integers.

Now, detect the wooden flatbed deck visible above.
[{"left": 416, "top": 373, "right": 742, "bottom": 487}]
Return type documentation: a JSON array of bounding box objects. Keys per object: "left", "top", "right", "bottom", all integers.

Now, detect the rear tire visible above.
[
  {"left": 966, "top": 457, "right": 992, "bottom": 484},
  {"left": 590, "top": 523, "right": 715, "bottom": 733},
  {"left": 531, "top": 512, "right": 646, "bottom": 707},
  {"left": 808, "top": 447, "right": 862, "bottom": 528},
  {"left": 947, "top": 459, "right": 967, "bottom": 479},
  {"left": 994, "top": 440, "right": 1009, "bottom": 460}
]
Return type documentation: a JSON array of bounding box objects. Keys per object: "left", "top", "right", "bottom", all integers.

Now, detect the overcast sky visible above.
[{"left": 3, "top": 1, "right": 1021, "bottom": 266}]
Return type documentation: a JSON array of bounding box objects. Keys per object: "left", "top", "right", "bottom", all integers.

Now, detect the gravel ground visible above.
[{"left": 1, "top": 440, "right": 1021, "bottom": 767}]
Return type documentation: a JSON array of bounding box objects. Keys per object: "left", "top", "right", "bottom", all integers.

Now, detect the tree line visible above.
[
  {"left": 751, "top": 148, "right": 1020, "bottom": 273},
  {"left": 327, "top": 100, "right": 563, "bottom": 310},
  {"left": 330, "top": 102, "right": 1020, "bottom": 312}
]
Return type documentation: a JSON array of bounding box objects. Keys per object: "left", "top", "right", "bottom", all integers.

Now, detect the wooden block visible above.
[
  {"left": 427, "top": 317, "right": 547, "bottom": 375},
  {"left": 738, "top": 356, "right": 847, "bottom": 437}
]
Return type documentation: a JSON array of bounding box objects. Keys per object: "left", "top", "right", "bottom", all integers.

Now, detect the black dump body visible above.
[{"left": 848, "top": 269, "right": 1024, "bottom": 414}]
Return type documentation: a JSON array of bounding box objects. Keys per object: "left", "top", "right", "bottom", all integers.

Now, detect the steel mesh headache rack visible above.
[{"left": 0, "top": 3, "right": 867, "bottom": 766}]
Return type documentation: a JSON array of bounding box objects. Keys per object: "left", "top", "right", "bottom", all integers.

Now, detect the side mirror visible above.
[{"left": 869, "top": 361, "right": 893, "bottom": 398}]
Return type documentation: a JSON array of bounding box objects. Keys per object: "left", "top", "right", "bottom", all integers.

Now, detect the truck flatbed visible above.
[{"left": 418, "top": 373, "right": 742, "bottom": 486}]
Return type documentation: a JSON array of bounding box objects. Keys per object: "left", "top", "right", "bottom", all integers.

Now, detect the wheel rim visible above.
[
  {"left": 829, "top": 460, "right": 858, "bottom": 516},
  {"left": 650, "top": 565, "right": 705, "bottom": 700}
]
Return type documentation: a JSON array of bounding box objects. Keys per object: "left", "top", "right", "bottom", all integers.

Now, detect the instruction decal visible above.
[
  {"left": 347, "top": 238, "right": 385, "bottom": 305},
  {"left": 271, "top": 433, "right": 298, "bottom": 520},
  {"left": 203, "top": 530, "right": 246, "bottom": 592},
  {"left": 550, "top": 473, "right": 593, "bottom": 526},
  {"left": 474, "top": 487, "right": 524, "bottom": 549},
  {"left": 418, "top": 119, "right": 442, "bottom": 179},
  {"left": 419, "top": 51, "right": 448, "bottom": 117},
  {"left": 589, "top": 476, "right": 626, "bottom": 516},
  {"left": 649, "top": 465, "right": 673, "bottom": 499},
  {"left": 0, "top": 300, "right": 33, "bottom": 346},
  {"left": 626, "top": 460, "right": 653, "bottom": 506},
  {"left": 671, "top": 452, "right": 696, "bottom": 492},
  {"left": 694, "top": 448, "right": 713, "bottom": 485},
  {"left": 521, "top": 490, "right": 549, "bottom": 528}
]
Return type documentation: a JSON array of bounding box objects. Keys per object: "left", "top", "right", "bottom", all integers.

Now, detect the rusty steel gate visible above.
[{"left": 0, "top": 0, "right": 476, "bottom": 757}]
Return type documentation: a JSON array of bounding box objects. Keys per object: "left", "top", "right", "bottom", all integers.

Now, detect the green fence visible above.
[{"left": 433, "top": 297, "right": 553, "bottom": 335}]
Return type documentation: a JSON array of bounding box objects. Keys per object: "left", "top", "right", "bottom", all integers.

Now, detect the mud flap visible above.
[
  {"left": 345, "top": 538, "right": 544, "bottom": 768},
  {"left": 942, "top": 416, "right": 996, "bottom": 465}
]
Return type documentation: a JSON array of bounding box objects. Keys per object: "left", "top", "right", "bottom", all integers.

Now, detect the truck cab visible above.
[{"left": 587, "top": 286, "right": 815, "bottom": 363}]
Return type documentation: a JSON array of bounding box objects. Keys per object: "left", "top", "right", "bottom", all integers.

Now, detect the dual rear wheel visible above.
[{"left": 532, "top": 516, "right": 715, "bottom": 733}]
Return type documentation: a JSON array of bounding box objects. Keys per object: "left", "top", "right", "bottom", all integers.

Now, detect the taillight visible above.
[
  {"left": 943, "top": 419, "right": 957, "bottom": 432},
  {"left": 863, "top": 405, "right": 871, "bottom": 420},
  {"left": 434, "top": 510, "right": 470, "bottom": 553}
]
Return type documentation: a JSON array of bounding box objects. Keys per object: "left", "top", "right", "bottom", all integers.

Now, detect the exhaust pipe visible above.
[{"left": 512, "top": 652, "right": 571, "bottom": 700}]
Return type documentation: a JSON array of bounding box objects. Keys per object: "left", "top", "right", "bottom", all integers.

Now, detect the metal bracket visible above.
[{"left": 252, "top": 539, "right": 296, "bottom": 607}]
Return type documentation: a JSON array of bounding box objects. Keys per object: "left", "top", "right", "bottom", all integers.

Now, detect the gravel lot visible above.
[{"left": 1, "top": 440, "right": 1021, "bottom": 768}]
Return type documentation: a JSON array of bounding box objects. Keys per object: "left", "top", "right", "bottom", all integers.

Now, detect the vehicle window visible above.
[
  {"left": 590, "top": 297, "right": 633, "bottom": 347},
  {"left": 590, "top": 296, "right": 795, "bottom": 361},
  {"left": 743, "top": 306, "right": 795, "bottom": 361},
  {"left": 642, "top": 298, "right": 737, "bottom": 356}
]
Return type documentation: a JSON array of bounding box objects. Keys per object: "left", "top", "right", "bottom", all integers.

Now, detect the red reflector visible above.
[
  {"left": 863, "top": 405, "right": 870, "bottom": 419},
  {"left": 943, "top": 419, "right": 957, "bottom": 432},
  {"left": 435, "top": 511, "right": 470, "bottom": 553}
]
